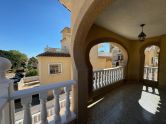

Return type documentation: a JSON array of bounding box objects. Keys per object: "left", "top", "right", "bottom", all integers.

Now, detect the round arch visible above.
[
  {"left": 71, "top": 1, "right": 126, "bottom": 123},
  {"left": 72, "top": 0, "right": 113, "bottom": 70},
  {"left": 85, "top": 37, "right": 129, "bottom": 94},
  {"left": 139, "top": 40, "right": 161, "bottom": 84}
]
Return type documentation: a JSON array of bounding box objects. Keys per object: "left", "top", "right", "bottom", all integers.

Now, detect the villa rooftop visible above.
[{"left": 37, "top": 52, "right": 70, "bottom": 57}]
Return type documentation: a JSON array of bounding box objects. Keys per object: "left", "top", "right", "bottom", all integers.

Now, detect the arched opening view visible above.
[
  {"left": 143, "top": 45, "right": 160, "bottom": 82},
  {"left": 89, "top": 42, "right": 128, "bottom": 91}
]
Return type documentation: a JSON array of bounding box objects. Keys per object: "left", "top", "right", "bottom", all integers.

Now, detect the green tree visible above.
[
  {"left": 27, "top": 57, "right": 38, "bottom": 70},
  {"left": 0, "top": 50, "right": 28, "bottom": 70}
]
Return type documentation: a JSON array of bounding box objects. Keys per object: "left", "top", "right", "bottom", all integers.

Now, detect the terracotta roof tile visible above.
[{"left": 37, "top": 52, "right": 70, "bottom": 57}]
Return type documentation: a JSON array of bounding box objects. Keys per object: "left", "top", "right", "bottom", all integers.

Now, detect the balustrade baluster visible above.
[
  {"left": 110, "top": 70, "right": 113, "bottom": 83},
  {"left": 21, "top": 96, "right": 32, "bottom": 124},
  {"left": 119, "top": 67, "right": 122, "bottom": 80},
  {"left": 152, "top": 68, "right": 155, "bottom": 81},
  {"left": 117, "top": 68, "right": 120, "bottom": 81},
  {"left": 156, "top": 68, "right": 158, "bottom": 81},
  {"left": 95, "top": 72, "right": 97, "bottom": 90},
  {"left": 115, "top": 69, "right": 117, "bottom": 82},
  {"left": 100, "top": 71, "right": 103, "bottom": 87},
  {"left": 146, "top": 68, "right": 149, "bottom": 80},
  {"left": 113, "top": 69, "right": 115, "bottom": 82},
  {"left": 98, "top": 71, "right": 101, "bottom": 88},
  {"left": 102, "top": 70, "right": 104, "bottom": 86},
  {"left": 105, "top": 70, "right": 108, "bottom": 86},
  {"left": 144, "top": 68, "right": 146, "bottom": 79},
  {"left": 96, "top": 72, "right": 99, "bottom": 89},
  {"left": 108, "top": 70, "right": 111, "bottom": 84},
  {"left": 39, "top": 91, "right": 48, "bottom": 124},
  {"left": 64, "top": 85, "right": 71, "bottom": 121},
  {"left": 53, "top": 88, "right": 61, "bottom": 124},
  {"left": 93, "top": 73, "right": 96, "bottom": 90},
  {"left": 120, "top": 68, "right": 122, "bottom": 80}
]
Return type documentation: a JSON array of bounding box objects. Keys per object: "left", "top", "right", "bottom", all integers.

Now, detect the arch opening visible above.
[
  {"left": 88, "top": 42, "right": 128, "bottom": 91},
  {"left": 143, "top": 45, "right": 160, "bottom": 82}
]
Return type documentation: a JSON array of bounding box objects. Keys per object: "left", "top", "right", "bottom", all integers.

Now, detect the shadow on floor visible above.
[{"left": 87, "top": 83, "right": 166, "bottom": 124}]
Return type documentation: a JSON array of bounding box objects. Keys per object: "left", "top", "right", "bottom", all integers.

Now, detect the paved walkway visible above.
[{"left": 87, "top": 83, "right": 166, "bottom": 124}]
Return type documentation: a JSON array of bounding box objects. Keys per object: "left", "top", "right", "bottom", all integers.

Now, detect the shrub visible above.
[{"left": 25, "top": 69, "right": 38, "bottom": 77}]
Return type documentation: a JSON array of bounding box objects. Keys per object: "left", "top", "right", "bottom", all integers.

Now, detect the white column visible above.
[
  {"left": 112, "top": 69, "right": 115, "bottom": 82},
  {"left": 122, "top": 67, "right": 124, "bottom": 79},
  {"left": 53, "top": 88, "right": 61, "bottom": 124},
  {"left": 115, "top": 69, "right": 117, "bottom": 81},
  {"left": 152, "top": 68, "right": 155, "bottom": 81},
  {"left": 39, "top": 91, "right": 48, "bottom": 124},
  {"left": 108, "top": 70, "right": 111, "bottom": 84},
  {"left": 117, "top": 68, "right": 119, "bottom": 81},
  {"left": 97, "top": 71, "right": 100, "bottom": 89},
  {"left": 21, "top": 96, "right": 32, "bottom": 124},
  {"left": 110, "top": 70, "right": 112, "bottom": 83},
  {"left": 104, "top": 70, "right": 107, "bottom": 85},
  {"left": 64, "top": 85, "right": 71, "bottom": 121},
  {"left": 93, "top": 72, "right": 97, "bottom": 90},
  {"left": 119, "top": 68, "right": 121, "bottom": 80},
  {"left": 146, "top": 67, "right": 149, "bottom": 80},
  {"left": 103, "top": 70, "right": 106, "bottom": 86},
  {"left": 100, "top": 71, "right": 103, "bottom": 87},
  {"left": 0, "top": 57, "right": 13, "bottom": 124}
]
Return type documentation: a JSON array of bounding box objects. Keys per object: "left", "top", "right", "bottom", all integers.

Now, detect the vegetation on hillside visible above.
[{"left": 0, "top": 50, "right": 38, "bottom": 77}]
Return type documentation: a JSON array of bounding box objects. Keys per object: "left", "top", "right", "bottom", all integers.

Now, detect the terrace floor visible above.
[{"left": 87, "top": 83, "right": 166, "bottom": 124}]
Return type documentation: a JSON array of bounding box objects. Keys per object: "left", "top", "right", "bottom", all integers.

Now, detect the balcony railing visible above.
[
  {"left": 144, "top": 66, "right": 158, "bottom": 81},
  {"left": 93, "top": 66, "right": 125, "bottom": 90},
  {"left": 0, "top": 57, "right": 76, "bottom": 124}
]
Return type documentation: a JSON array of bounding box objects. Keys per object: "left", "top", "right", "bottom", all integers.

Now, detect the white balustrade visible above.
[
  {"left": 144, "top": 66, "right": 158, "bottom": 81},
  {"left": 39, "top": 91, "right": 48, "bottom": 124},
  {"left": 0, "top": 57, "right": 14, "bottom": 124},
  {"left": 93, "top": 66, "right": 125, "bottom": 90},
  {"left": 0, "top": 57, "right": 76, "bottom": 124},
  {"left": 11, "top": 80, "right": 76, "bottom": 124},
  {"left": 21, "top": 96, "right": 32, "bottom": 124},
  {"left": 53, "top": 88, "right": 61, "bottom": 124},
  {"left": 64, "top": 86, "right": 71, "bottom": 120}
]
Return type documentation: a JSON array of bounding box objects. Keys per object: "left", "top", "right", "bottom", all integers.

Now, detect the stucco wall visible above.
[
  {"left": 69, "top": 0, "right": 166, "bottom": 123},
  {"left": 37, "top": 57, "right": 72, "bottom": 85},
  {"left": 89, "top": 45, "right": 112, "bottom": 70}
]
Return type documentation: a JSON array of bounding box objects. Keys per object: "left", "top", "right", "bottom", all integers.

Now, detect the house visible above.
[
  {"left": 1, "top": 0, "right": 166, "bottom": 124},
  {"left": 37, "top": 27, "right": 121, "bottom": 85}
]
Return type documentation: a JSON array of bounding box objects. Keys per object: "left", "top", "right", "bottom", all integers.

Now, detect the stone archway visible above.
[
  {"left": 139, "top": 41, "right": 161, "bottom": 86},
  {"left": 85, "top": 37, "right": 129, "bottom": 95},
  {"left": 70, "top": 1, "right": 127, "bottom": 123}
]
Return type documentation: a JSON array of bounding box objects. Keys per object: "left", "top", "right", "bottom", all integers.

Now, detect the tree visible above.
[
  {"left": 27, "top": 57, "right": 38, "bottom": 70},
  {"left": 0, "top": 50, "right": 28, "bottom": 71}
]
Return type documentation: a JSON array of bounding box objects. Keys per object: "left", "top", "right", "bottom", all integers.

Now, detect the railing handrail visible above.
[
  {"left": 93, "top": 66, "right": 124, "bottom": 72},
  {"left": 144, "top": 66, "right": 158, "bottom": 69},
  {"left": 11, "top": 80, "right": 76, "bottom": 100}
]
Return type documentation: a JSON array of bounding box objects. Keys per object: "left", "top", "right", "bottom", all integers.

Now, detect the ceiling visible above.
[{"left": 95, "top": 0, "right": 166, "bottom": 40}]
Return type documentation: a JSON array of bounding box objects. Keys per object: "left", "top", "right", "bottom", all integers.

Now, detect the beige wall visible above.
[
  {"left": 65, "top": 0, "right": 166, "bottom": 123},
  {"left": 37, "top": 56, "right": 72, "bottom": 85},
  {"left": 144, "top": 47, "right": 159, "bottom": 66},
  {"left": 89, "top": 45, "right": 112, "bottom": 70}
]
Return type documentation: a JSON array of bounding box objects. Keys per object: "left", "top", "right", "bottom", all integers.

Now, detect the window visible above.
[{"left": 49, "top": 63, "right": 62, "bottom": 74}]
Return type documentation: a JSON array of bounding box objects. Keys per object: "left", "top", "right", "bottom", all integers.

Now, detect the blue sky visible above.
[
  {"left": 0, "top": 0, "right": 70, "bottom": 57},
  {"left": 98, "top": 43, "right": 110, "bottom": 53}
]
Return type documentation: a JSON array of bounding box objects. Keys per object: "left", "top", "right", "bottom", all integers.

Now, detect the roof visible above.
[
  {"left": 61, "top": 27, "right": 71, "bottom": 33},
  {"left": 37, "top": 52, "right": 70, "bottom": 57}
]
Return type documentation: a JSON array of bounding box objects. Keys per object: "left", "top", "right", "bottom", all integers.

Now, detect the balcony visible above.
[
  {"left": 0, "top": 56, "right": 165, "bottom": 124},
  {"left": 0, "top": 57, "right": 76, "bottom": 124}
]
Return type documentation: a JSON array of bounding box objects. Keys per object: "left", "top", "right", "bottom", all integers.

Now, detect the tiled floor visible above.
[{"left": 88, "top": 83, "right": 166, "bottom": 124}]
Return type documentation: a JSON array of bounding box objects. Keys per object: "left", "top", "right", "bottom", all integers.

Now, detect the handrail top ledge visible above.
[{"left": 11, "top": 80, "right": 76, "bottom": 100}]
